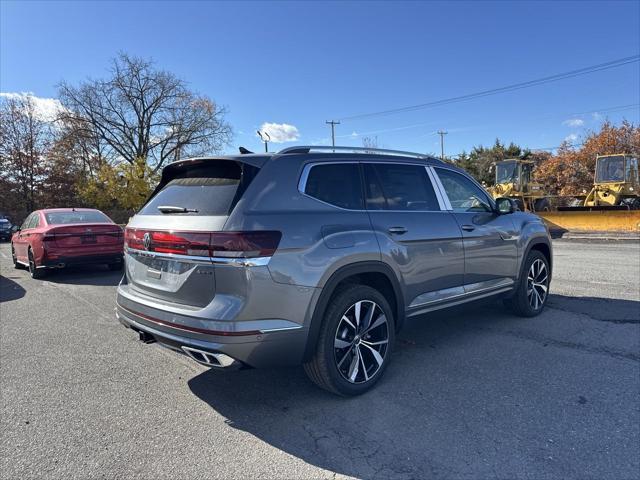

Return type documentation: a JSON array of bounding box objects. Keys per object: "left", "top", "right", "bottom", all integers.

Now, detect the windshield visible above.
[
  {"left": 496, "top": 161, "right": 518, "bottom": 183},
  {"left": 595, "top": 156, "right": 625, "bottom": 183},
  {"left": 45, "top": 210, "right": 112, "bottom": 225}
]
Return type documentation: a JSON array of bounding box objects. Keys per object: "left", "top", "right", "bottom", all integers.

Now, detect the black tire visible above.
[
  {"left": 504, "top": 250, "right": 550, "bottom": 317},
  {"left": 11, "top": 243, "right": 22, "bottom": 269},
  {"left": 108, "top": 262, "right": 123, "bottom": 271},
  {"left": 28, "top": 248, "right": 45, "bottom": 279},
  {"left": 534, "top": 198, "right": 551, "bottom": 212},
  {"left": 303, "top": 284, "right": 395, "bottom": 396}
]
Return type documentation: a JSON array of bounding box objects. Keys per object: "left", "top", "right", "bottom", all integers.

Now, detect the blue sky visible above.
[{"left": 1, "top": 0, "right": 639, "bottom": 156}]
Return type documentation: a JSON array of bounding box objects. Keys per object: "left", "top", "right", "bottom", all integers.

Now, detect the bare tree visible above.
[
  {"left": 58, "top": 53, "right": 232, "bottom": 171},
  {"left": 0, "top": 94, "right": 53, "bottom": 217},
  {"left": 362, "top": 136, "right": 379, "bottom": 153}
]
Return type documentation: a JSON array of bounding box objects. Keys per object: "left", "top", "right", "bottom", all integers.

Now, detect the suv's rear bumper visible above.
[{"left": 116, "top": 295, "right": 309, "bottom": 369}]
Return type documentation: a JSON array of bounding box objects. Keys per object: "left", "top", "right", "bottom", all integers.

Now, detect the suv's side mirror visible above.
[{"left": 495, "top": 197, "right": 516, "bottom": 214}]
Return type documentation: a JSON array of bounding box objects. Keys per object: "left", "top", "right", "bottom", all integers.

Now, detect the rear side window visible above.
[
  {"left": 29, "top": 214, "right": 40, "bottom": 228},
  {"left": 364, "top": 163, "right": 440, "bottom": 211},
  {"left": 45, "top": 211, "right": 111, "bottom": 225},
  {"left": 140, "top": 161, "right": 259, "bottom": 216},
  {"left": 303, "top": 163, "right": 363, "bottom": 209}
]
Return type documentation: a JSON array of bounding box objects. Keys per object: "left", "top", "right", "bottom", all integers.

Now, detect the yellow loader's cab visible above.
[
  {"left": 584, "top": 154, "right": 639, "bottom": 209},
  {"left": 489, "top": 159, "right": 550, "bottom": 212}
]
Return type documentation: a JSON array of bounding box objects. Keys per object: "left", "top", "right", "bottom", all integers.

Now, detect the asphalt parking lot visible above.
[{"left": 1, "top": 240, "right": 639, "bottom": 480}]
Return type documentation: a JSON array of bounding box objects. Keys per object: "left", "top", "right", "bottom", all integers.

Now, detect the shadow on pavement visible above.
[
  {"left": 187, "top": 295, "right": 639, "bottom": 479},
  {"left": 41, "top": 264, "right": 123, "bottom": 286},
  {"left": 548, "top": 294, "right": 640, "bottom": 324},
  {"left": 0, "top": 274, "right": 26, "bottom": 302}
]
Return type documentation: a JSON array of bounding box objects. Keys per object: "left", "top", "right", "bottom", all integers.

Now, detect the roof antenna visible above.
[{"left": 239, "top": 147, "right": 254, "bottom": 155}]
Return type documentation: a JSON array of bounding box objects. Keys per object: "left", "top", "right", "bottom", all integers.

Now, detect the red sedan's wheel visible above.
[{"left": 28, "top": 248, "right": 45, "bottom": 279}]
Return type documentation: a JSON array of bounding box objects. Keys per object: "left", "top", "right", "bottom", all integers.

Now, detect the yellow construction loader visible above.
[
  {"left": 488, "top": 159, "right": 551, "bottom": 212},
  {"left": 559, "top": 154, "right": 640, "bottom": 210}
]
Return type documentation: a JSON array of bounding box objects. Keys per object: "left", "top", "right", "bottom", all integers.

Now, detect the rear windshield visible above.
[
  {"left": 46, "top": 211, "right": 112, "bottom": 225},
  {"left": 139, "top": 161, "right": 259, "bottom": 216}
]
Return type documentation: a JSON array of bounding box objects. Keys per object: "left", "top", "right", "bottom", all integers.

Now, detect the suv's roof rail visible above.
[{"left": 277, "top": 145, "right": 440, "bottom": 161}]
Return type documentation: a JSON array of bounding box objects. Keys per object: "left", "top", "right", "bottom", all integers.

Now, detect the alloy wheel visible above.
[
  {"left": 334, "top": 300, "right": 389, "bottom": 384},
  {"left": 527, "top": 259, "right": 548, "bottom": 310}
]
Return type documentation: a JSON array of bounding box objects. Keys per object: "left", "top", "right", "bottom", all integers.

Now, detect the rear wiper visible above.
[{"left": 157, "top": 205, "right": 199, "bottom": 214}]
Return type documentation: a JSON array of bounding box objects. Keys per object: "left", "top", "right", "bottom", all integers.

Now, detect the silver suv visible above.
[{"left": 116, "top": 146, "right": 552, "bottom": 396}]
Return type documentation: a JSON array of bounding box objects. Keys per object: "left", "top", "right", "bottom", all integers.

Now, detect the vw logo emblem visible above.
[{"left": 143, "top": 232, "right": 151, "bottom": 251}]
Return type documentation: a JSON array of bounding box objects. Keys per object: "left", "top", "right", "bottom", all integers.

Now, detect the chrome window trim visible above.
[
  {"left": 125, "top": 247, "right": 271, "bottom": 267},
  {"left": 425, "top": 166, "right": 451, "bottom": 211},
  {"left": 298, "top": 161, "right": 446, "bottom": 213}
]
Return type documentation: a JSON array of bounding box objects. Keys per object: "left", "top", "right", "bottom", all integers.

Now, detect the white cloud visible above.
[
  {"left": 258, "top": 122, "right": 300, "bottom": 143},
  {"left": 350, "top": 131, "right": 359, "bottom": 138},
  {"left": 562, "top": 118, "right": 584, "bottom": 127},
  {"left": 0, "top": 92, "right": 65, "bottom": 122},
  {"left": 564, "top": 133, "right": 579, "bottom": 144}
]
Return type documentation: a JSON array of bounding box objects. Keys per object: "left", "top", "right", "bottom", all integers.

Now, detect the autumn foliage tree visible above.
[
  {"left": 454, "top": 139, "right": 532, "bottom": 184},
  {"left": 0, "top": 94, "right": 54, "bottom": 220},
  {"left": 534, "top": 120, "right": 640, "bottom": 195}
]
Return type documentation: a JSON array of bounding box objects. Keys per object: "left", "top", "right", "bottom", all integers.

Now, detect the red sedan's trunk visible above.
[
  {"left": 45, "top": 224, "right": 123, "bottom": 247},
  {"left": 42, "top": 223, "right": 124, "bottom": 263}
]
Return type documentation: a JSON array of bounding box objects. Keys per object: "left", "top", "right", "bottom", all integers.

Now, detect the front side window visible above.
[
  {"left": 436, "top": 168, "right": 493, "bottom": 213},
  {"left": 303, "top": 163, "right": 363, "bottom": 209},
  {"left": 364, "top": 163, "right": 440, "bottom": 211}
]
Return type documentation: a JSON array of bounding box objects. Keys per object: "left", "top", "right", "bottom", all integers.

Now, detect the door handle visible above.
[
  {"left": 388, "top": 226, "right": 408, "bottom": 235},
  {"left": 461, "top": 225, "right": 475, "bottom": 232}
]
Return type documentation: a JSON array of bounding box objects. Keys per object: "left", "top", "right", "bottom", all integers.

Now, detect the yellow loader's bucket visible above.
[{"left": 539, "top": 210, "right": 640, "bottom": 233}]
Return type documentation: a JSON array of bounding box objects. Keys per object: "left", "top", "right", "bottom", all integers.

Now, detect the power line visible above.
[{"left": 338, "top": 55, "right": 640, "bottom": 122}]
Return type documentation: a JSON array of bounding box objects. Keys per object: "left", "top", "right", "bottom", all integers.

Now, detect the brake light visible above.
[{"left": 124, "top": 228, "right": 281, "bottom": 258}]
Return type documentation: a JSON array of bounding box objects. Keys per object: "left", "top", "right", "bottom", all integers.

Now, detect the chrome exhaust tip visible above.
[{"left": 181, "top": 346, "right": 238, "bottom": 368}]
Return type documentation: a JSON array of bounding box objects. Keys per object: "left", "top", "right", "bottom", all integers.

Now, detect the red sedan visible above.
[{"left": 11, "top": 208, "right": 124, "bottom": 279}]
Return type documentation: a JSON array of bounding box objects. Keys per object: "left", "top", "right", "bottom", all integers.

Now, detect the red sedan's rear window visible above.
[{"left": 45, "top": 211, "right": 112, "bottom": 225}]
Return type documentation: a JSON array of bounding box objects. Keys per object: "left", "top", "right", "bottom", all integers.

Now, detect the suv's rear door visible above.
[
  {"left": 124, "top": 159, "right": 260, "bottom": 308},
  {"left": 363, "top": 162, "right": 465, "bottom": 315}
]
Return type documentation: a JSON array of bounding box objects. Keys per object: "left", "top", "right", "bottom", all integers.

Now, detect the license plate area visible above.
[{"left": 82, "top": 234, "right": 97, "bottom": 244}]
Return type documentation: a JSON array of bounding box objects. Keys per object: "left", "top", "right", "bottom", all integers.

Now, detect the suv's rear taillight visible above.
[{"left": 124, "top": 228, "right": 281, "bottom": 258}]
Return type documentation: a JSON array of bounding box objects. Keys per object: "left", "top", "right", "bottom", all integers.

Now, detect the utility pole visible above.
[
  {"left": 326, "top": 120, "right": 340, "bottom": 149},
  {"left": 437, "top": 130, "right": 448, "bottom": 160}
]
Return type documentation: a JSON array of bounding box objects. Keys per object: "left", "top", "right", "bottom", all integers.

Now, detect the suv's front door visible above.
[
  {"left": 363, "top": 162, "right": 465, "bottom": 315},
  {"left": 432, "top": 167, "right": 518, "bottom": 293}
]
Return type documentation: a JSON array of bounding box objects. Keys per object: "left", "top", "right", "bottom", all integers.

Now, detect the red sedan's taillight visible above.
[{"left": 124, "top": 228, "right": 281, "bottom": 258}]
